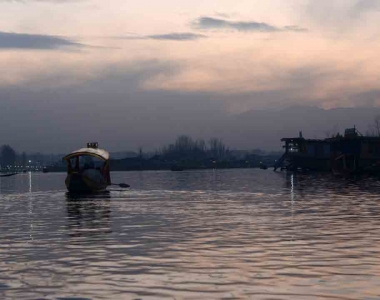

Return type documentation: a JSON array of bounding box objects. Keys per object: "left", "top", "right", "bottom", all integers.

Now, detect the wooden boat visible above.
[
  {"left": 0, "top": 172, "right": 18, "bottom": 177},
  {"left": 171, "top": 165, "right": 184, "bottom": 172},
  {"left": 62, "top": 143, "right": 111, "bottom": 193},
  {"left": 259, "top": 163, "right": 268, "bottom": 170}
]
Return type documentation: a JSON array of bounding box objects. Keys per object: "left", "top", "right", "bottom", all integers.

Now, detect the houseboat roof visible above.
[
  {"left": 327, "top": 136, "right": 380, "bottom": 142},
  {"left": 282, "top": 136, "right": 380, "bottom": 143},
  {"left": 281, "top": 137, "right": 327, "bottom": 143},
  {"left": 62, "top": 147, "right": 110, "bottom": 161}
]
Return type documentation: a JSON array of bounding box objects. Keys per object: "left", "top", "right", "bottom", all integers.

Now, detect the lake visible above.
[{"left": 1, "top": 169, "right": 380, "bottom": 299}]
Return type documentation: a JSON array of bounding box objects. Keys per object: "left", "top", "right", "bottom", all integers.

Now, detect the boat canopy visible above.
[{"left": 62, "top": 147, "right": 110, "bottom": 161}]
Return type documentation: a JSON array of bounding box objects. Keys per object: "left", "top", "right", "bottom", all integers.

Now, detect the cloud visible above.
[
  {"left": 0, "top": 0, "right": 83, "bottom": 3},
  {"left": 305, "top": 0, "right": 380, "bottom": 32},
  {"left": 0, "top": 42, "right": 380, "bottom": 153},
  {"left": 146, "top": 33, "right": 207, "bottom": 41},
  {"left": 116, "top": 32, "right": 207, "bottom": 41},
  {"left": 283, "top": 26, "right": 308, "bottom": 32},
  {"left": 192, "top": 17, "right": 307, "bottom": 32},
  {"left": 350, "top": 0, "right": 380, "bottom": 17},
  {"left": 0, "top": 31, "right": 82, "bottom": 49},
  {"left": 352, "top": 0, "right": 379, "bottom": 13}
]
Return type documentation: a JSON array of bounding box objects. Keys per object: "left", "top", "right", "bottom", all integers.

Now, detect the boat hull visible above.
[
  {"left": 65, "top": 173, "right": 108, "bottom": 193},
  {"left": 0, "top": 173, "right": 18, "bottom": 177},
  {"left": 171, "top": 165, "right": 184, "bottom": 171}
]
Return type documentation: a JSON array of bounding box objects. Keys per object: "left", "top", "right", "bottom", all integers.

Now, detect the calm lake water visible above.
[{"left": 1, "top": 169, "right": 380, "bottom": 299}]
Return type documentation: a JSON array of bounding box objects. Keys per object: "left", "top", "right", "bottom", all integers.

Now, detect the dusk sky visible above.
[{"left": 1, "top": 0, "right": 380, "bottom": 153}]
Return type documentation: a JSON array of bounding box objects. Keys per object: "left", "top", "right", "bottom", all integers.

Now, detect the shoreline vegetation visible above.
[{"left": 0, "top": 135, "right": 282, "bottom": 173}]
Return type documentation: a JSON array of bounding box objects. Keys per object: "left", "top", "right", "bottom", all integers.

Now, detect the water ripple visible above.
[{"left": 1, "top": 170, "right": 380, "bottom": 299}]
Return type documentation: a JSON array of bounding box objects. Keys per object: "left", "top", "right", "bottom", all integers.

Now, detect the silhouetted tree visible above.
[
  {"left": 195, "top": 139, "right": 206, "bottom": 153},
  {"left": 161, "top": 135, "right": 212, "bottom": 161},
  {"left": 374, "top": 116, "right": 380, "bottom": 136},
  {"left": 21, "top": 152, "right": 27, "bottom": 168},
  {"left": 138, "top": 147, "right": 143, "bottom": 160},
  {"left": 209, "top": 138, "right": 228, "bottom": 160},
  {"left": 0, "top": 145, "right": 16, "bottom": 168},
  {"left": 324, "top": 124, "right": 339, "bottom": 138},
  {"left": 366, "top": 115, "right": 380, "bottom": 136}
]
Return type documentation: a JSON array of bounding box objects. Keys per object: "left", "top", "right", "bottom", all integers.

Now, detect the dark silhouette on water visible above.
[
  {"left": 110, "top": 182, "right": 130, "bottom": 188},
  {"left": 66, "top": 192, "right": 112, "bottom": 237},
  {"left": 259, "top": 162, "right": 268, "bottom": 170},
  {"left": 0, "top": 172, "right": 18, "bottom": 177},
  {"left": 62, "top": 142, "right": 111, "bottom": 193},
  {"left": 275, "top": 127, "right": 380, "bottom": 177},
  {"left": 171, "top": 165, "right": 185, "bottom": 171}
]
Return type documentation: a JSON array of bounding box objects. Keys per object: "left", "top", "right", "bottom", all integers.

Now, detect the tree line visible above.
[
  {"left": 0, "top": 145, "right": 17, "bottom": 168},
  {"left": 3, "top": 135, "right": 282, "bottom": 172},
  {"left": 107, "top": 135, "right": 280, "bottom": 171},
  {"left": 0, "top": 145, "right": 43, "bottom": 171},
  {"left": 158, "top": 135, "right": 230, "bottom": 161}
]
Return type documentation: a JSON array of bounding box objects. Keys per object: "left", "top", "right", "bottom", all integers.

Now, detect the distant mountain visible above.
[
  {"left": 1, "top": 84, "right": 379, "bottom": 153},
  {"left": 99, "top": 106, "right": 380, "bottom": 153}
]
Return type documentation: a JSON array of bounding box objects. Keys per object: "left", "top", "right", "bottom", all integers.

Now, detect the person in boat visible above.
[{"left": 80, "top": 156, "right": 104, "bottom": 184}]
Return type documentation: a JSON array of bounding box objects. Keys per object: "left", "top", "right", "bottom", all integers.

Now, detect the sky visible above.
[{"left": 1, "top": 0, "right": 380, "bottom": 153}]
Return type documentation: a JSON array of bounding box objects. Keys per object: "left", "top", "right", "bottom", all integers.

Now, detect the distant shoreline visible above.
[{"left": 47, "top": 165, "right": 274, "bottom": 173}]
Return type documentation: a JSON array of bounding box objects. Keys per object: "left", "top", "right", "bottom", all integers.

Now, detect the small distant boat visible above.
[
  {"left": 62, "top": 142, "right": 111, "bottom": 193},
  {"left": 0, "top": 172, "right": 18, "bottom": 177},
  {"left": 171, "top": 165, "right": 184, "bottom": 172}
]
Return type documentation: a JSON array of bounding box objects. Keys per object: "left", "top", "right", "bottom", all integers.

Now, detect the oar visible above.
[{"left": 111, "top": 183, "right": 130, "bottom": 188}]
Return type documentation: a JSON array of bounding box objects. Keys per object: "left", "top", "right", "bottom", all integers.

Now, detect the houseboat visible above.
[
  {"left": 274, "top": 132, "right": 331, "bottom": 171},
  {"left": 329, "top": 128, "right": 380, "bottom": 176},
  {"left": 275, "top": 128, "right": 380, "bottom": 176}
]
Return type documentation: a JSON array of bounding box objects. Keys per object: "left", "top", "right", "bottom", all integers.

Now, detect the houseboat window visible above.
[
  {"left": 289, "top": 143, "right": 299, "bottom": 152},
  {"left": 323, "top": 145, "right": 330, "bottom": 155},
  {"left": 369, "top": 143, "right": 380, "bottom": 155},
  {"left": 69, "top": 157, "right": 77, "bottom": 170},
  {"left": 78, "top": 155, "right": 105, "bottom": 170},
  {"left": 307, "top": 145, "right": 315, "bottom": 155}
]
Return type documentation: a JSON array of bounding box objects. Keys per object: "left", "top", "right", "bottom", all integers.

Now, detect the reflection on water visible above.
[
  {"left": 1, "top": 170, "right": 380, "bottom": 299},
  {"left": 66, "top": 193, "right": 112, "bottom": 238}
]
